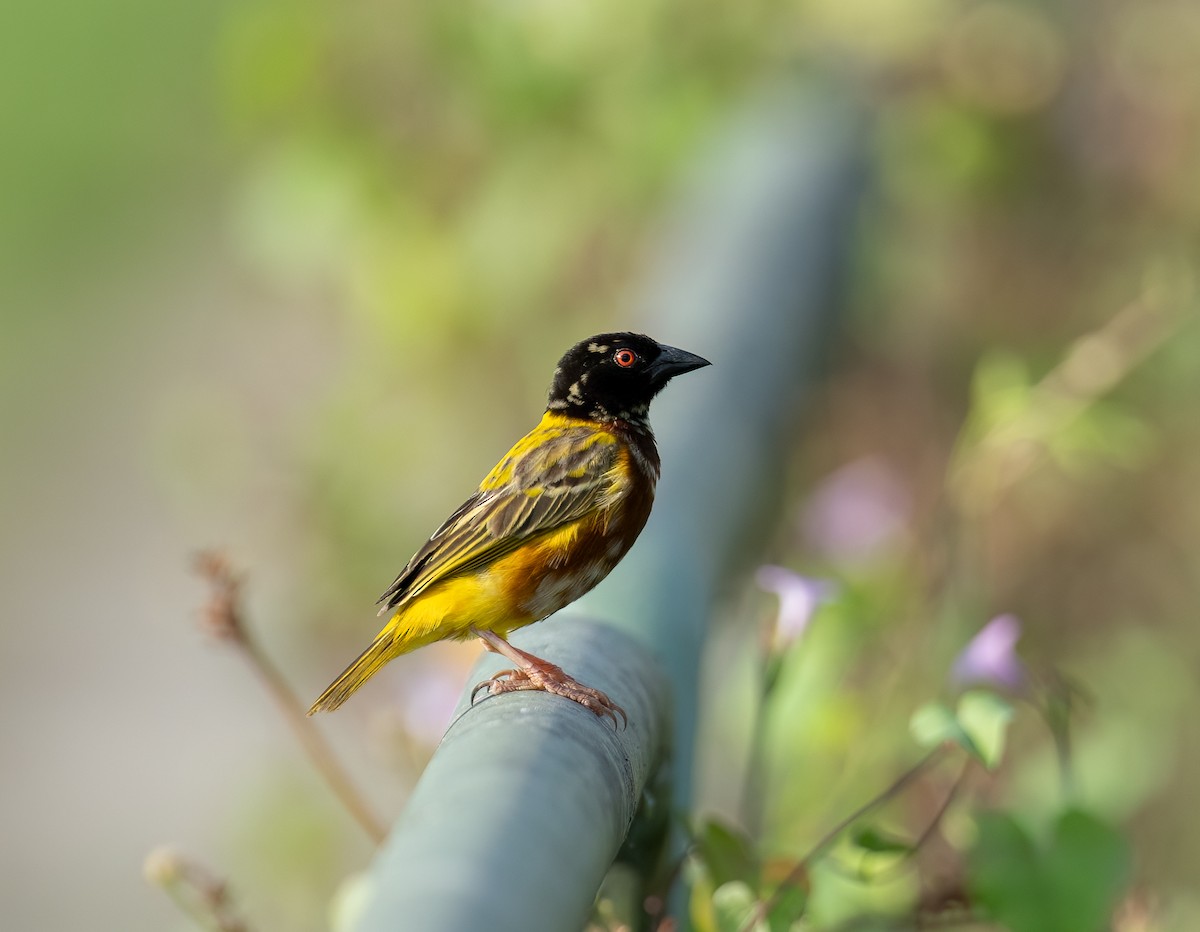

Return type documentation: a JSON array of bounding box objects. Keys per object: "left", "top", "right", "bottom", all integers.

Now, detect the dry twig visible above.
[
  {"left": 144, "top": 846, "right": 250, "bottom": 932},
  {"left": 193, "top": 551, "right": 386, "bottom": 844}
]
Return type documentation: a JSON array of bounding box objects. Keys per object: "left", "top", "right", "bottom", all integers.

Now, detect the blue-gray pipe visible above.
[{"left": 346, "top": 82, "right": 866, "bottom": 932}]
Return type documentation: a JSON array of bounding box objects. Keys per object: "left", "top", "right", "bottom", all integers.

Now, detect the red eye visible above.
[{"left": 614, "top": 348, "right": 637, "bottom": 368}]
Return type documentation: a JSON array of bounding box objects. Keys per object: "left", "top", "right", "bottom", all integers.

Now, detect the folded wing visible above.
[{"left": 376, "top": 426, "right": 621, "bottom": 613}]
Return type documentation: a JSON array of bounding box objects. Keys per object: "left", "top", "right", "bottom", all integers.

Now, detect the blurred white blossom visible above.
[
  {"left": 755, "top": 565, "right": 836, "bottom": 646},
  {"left": 951, "top": 614, "right": 1027, "bottom": 692}
]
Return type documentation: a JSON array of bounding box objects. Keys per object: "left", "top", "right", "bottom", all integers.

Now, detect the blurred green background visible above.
[{"left": 2, "top": 0, "right": 1199, "bottom": 929}]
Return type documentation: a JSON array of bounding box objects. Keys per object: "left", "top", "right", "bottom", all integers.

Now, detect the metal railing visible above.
[{"left": 347, "top": 80, "right": 867, "bottom": 932}]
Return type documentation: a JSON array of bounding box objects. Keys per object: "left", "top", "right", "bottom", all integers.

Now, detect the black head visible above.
[{"left": 546, "top": 332, "right": 710, "bottom": 429}]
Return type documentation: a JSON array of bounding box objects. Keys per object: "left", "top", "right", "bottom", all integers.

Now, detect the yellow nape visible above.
[{"left": 479, "top": 411, "right": 616, "bottom": 491}]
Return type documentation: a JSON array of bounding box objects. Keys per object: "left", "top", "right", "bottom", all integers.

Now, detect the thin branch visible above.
[
  {"left": 193, "top": 551, "right": 386, "bottom": 844},
  {"left": 869, "top": 754, "right": 975, "bottom": 883},
  {"left": 914, "top": 906, "right": 990, "bottom": 929},
  {"left": 740, "top": 745, "right": 952, "bottom": 932},
  {"left": 1034, "top": 667, "right": 1089, "bottom": 803},
  {"left": 950, "top": 274, "right": 1189, "bottom": 515},
  {"left": 909, "top": 755, "right": 972, "bottom": 857},
  {"left": 144, "top": 847, "right": 251, "bottom": 932}
]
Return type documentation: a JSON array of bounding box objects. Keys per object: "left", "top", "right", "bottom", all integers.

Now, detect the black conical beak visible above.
[{"left": 647, "top": 344, "right": 711, "bottom": 386}]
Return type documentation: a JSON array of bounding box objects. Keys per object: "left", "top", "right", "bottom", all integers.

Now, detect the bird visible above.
[{"left": 307, "top": 332, "right": 710, "bottom": 725}]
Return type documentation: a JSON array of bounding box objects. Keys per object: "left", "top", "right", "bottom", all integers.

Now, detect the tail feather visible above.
[{"left": 308, "top": 629, "right": 398, "bottom": 714}]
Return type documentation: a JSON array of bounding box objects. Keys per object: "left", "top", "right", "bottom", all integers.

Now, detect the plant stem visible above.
[
  {"left": 194, "top": 552, "right": 386, "bottom": 844},
  {"left": 145, "top": 847, "right": 251, "bottom": 932},
  {"left": 240, "top": 626, "right": 387, "bottom": 844},
  {"left": 740, "top": 745, "right": 951, "bottom": 932}
]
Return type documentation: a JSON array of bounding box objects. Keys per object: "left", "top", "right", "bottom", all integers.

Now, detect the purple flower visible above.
[
  {"left": 951, "top": 614, "right": 1027, "bottom": 691},
  {"left": 801, "top": 457, "right": 911, "bottom": 563},
  {"left": 755, "top": 565, "right": 836, "bottom": 646}
]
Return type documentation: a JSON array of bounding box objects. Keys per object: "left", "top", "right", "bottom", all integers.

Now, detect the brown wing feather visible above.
[{"left": 377, "top": 426, "right": 620, "bottom": 613}]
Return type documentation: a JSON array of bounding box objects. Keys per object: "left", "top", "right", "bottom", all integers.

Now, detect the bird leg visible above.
[{"left": 469, "top": 627, "right": 627, "bottom": 727}]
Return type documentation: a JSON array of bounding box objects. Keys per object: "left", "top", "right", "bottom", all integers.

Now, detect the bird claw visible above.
[
  {"left": 470, "top": 665, "right": 627, "bottom": 728},
  {"left": 470, "top": 669, "right": 516, "bottom": 704}
]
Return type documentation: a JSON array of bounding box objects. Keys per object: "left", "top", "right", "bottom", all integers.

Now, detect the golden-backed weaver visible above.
[{"left": 307, "top": 333, "right": 710, "bottom": 724}]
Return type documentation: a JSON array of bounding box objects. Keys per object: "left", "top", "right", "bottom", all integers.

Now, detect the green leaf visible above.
[
  {"left": 970, "top": 812, "right": 1046, "bottom": 932},
  {"left": 835, "top": 826, "right": 913, "bottom": 882},
  {"left": 956, "top": 691, "right": 1014, "bottom": 769},
  {"left": 969, "top": 808, "right": 1131, "bottom": 932},
  {"left": 765, "top": 883, "right": 807, "bottom": 932},
  {"left": 1045, "top": 809, "right": 1131, "bottom": 932},
  {"left": 910, "top": 702, "right": 979, "bottom": 757},
  {"left": 708, "top": 876, "right": 808, "bottom": 932},
  {"left": 712, "top": 881, "right": 762, "bottom": 932},
  {"left": 851, "top": 825, "right": 914, "bottom": 856},
  {"left": 695, "top": 818, "right": 760, "bottom": 889},
  {"left": 910, "top": 695, "right": 1014, "bottom": 768}
]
